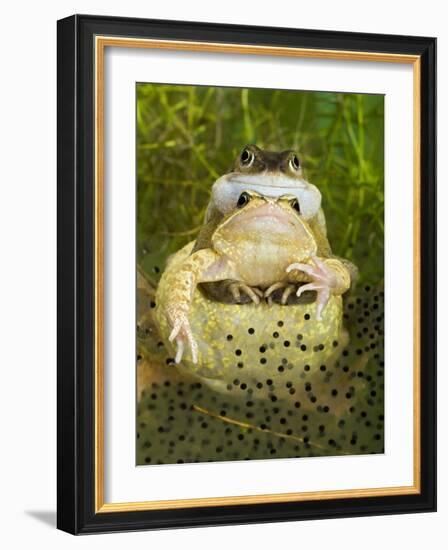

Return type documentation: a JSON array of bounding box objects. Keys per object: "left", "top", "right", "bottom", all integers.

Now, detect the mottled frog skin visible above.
[{"left": 155, "top": 146, "right": 357, "bottom": 393}]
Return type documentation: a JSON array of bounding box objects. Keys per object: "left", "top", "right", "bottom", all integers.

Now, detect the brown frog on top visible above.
[{"left": 158, "top": 145, "right": 356, "bottom": 364}]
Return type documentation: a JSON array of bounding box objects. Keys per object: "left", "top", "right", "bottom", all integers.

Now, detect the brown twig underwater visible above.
[{"left": 192, "top": 404, "right": 349, "bottom": 455}]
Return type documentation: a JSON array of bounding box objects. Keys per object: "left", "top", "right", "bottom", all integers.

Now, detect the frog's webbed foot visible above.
[
  {"left": 225, "top": 281, "right": 263, "bottom": 305},
  {"left": 286, "top": 256, "right": 338, "bottom": 321},
  {"left": 166, "top": 307, "right": 198, "bottom": 364},
  {"left": 264, "top": 282, "right": 297, "bottom": 305}
]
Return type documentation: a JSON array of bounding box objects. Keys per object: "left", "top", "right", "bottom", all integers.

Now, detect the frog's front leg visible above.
[
  {"left": 164, "top": 249, "right": 236, "bottom": 364},
  {"left": 286, "top": 256, "right": 351, "bottom": 320}
]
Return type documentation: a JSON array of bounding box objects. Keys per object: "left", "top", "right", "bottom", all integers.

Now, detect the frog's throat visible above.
[
  {"left": 227, "top": 173, "right": 308, "bottom": 190},
  {"left": 210, "top": 173, "right": 322, "bottom": 221}
]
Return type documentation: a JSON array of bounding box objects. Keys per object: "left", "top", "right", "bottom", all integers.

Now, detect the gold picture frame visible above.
[{"left": 58, "top": 14, "right": 436, "bottom": 534}]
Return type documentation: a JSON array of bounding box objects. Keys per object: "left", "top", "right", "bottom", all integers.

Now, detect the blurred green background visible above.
[{"left": 137, "top": 84, "right": 384, "bottom": 286}]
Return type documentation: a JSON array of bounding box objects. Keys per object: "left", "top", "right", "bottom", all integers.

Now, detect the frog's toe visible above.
[
  {"left": 264, "top": 282, "right": 284, "bottom": 298},
  {"left": 315, "top": 287, "right": 331, "bottom": 321},
  {"left": 228, "top": 281, "right": 262, "bottom": 304},
  {"left": 296, "top": 282, "right": 331, "bottom": 321},
  {"left": 170, "top": 330, "right": 199, "bottom": 364},
  {"left": 264, "top": 282, "right": 296, "bottom": 305},
  {"left": 174, "top": 339, "right": 184, "bottom": 364},
  {"left": 280, "top": 284, "right": 296, "bottom": 305},
  {"left": 287, "top": 257, "right": 337, "bottom": 287},
  {"left": 168, "top": 315, "right": 198, "bottom": 364}
]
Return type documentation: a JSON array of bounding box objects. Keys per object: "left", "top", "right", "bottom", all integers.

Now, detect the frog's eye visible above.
[
  {"left": 289, "top": 154, "right": 300, "bottom": 171},
  {"left": 240, "top": 148, "right": 254, "bottom": 167},
  {"left": 290, "top": 198, "right": 301, "bottom": 214},
  {"left": 237, "top": 192, "right": 251, "bottom": 208}
]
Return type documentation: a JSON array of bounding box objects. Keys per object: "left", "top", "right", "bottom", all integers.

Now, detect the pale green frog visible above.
[{"left": 155, "top": 146, "right": 357, "bottom": 394}]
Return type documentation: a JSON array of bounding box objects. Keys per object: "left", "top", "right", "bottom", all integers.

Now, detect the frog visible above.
[
  {"left": 155, "top": 145, "right": 356, "bottom": 368},
  {"left": 199, "top": 144, "right": 321, "bottom": 305}
]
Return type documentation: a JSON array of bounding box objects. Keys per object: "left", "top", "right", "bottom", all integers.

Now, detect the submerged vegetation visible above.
[{"left": 137, "top": 84, "right": 384, "bottom": 285}]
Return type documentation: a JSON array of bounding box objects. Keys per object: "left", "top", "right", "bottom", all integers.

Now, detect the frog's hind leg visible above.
[
  {"left": 264, "top": 282, "right": 297, "bottom": 305},
  {"left": 162, "top": 249, "right": 239, "bottom": 364}
]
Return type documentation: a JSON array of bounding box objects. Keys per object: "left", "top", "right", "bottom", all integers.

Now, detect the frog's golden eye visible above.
[
  {"left": 289, "top": 154, "right": 300, "bottom": 171},
  {"left": 290, "top": 198, "right": 301, "bottom": 214},
  {"left": 237, "top": 192, "right": 251, "bottom": 208},
  {"left": 240, "top": 148, "right": 254, "bottom": 167}
]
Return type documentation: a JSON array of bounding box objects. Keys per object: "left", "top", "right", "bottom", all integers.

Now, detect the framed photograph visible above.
[{"left": 57, "top": 14, "right": 436, "bottom": 534}]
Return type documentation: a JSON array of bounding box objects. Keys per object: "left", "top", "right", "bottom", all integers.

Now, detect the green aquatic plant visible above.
[{"left": 137, "top": 84, "right": 384, "bottom": 286}]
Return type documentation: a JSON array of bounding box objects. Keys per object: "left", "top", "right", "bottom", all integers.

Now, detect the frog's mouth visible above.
[
  {"left": 223, "top": 203, "right": 313, "bottom": 240},
  {"left": 237, "top": 215, "right": 298, "bottom": 238}
]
